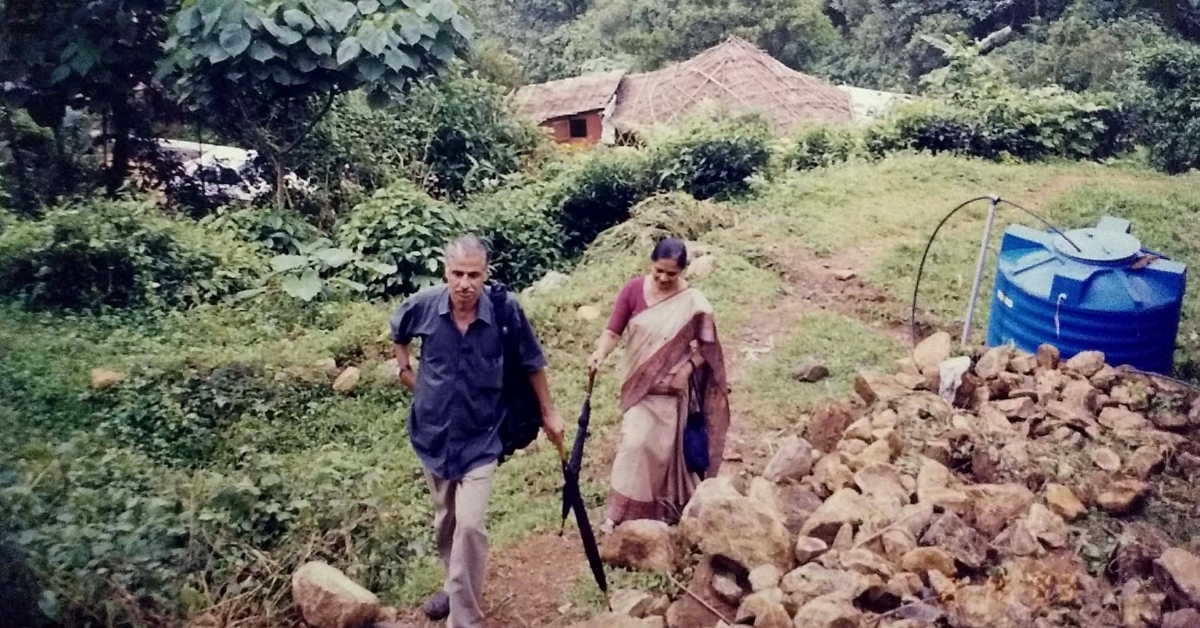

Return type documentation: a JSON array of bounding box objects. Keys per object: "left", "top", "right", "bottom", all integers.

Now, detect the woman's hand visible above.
[
  {"left": 667, "top": 362, "right": 694, "bottom": 393},
  {"left": 587, "top": 350, "right": 606, "bottom": 374}
]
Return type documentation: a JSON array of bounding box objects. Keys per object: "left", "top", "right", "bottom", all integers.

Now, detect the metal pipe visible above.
[{"left": 962, "top": 195, "right": 1000, "bottom": 348}]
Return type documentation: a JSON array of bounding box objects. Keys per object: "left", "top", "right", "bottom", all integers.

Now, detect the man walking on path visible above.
[{"left": 391, "top": 235, "right": 565, "bottom": 628}]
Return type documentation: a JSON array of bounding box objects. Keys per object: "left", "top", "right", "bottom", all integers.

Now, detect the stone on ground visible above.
[
  {"left": 332, "top": 367, "right": 361, "bottom": 393},
  {"left": 1044, "top": 484, "right": 1087, "bottom": 522},
  {"left": 763, "top": 435, "right": 815, "bottom": 483},
  {"left": 1156, "top": 548, "right": 1200, "bottom": 609},
  {"left": 794, "top": 359, "right": 832, "bottom": 383},
  {"left": 914, "top": 332, "right": 953, "bottom": 375},
  {"left": 793, "top": 594, "right": 863, "bottom": 628},
  {"left": 601, "top": 520, "right": 680, "bottom": 573},
  {"left": 291, "top": 561, "right": 380, "bottom": 628},
  {"left": 680, "top": 476, "right": 794, "bottom": 573}
]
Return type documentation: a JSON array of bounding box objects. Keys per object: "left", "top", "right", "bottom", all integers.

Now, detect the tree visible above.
[
  {"left": 0, "top": 0, "right": 181, "bottom": 197},
  {"left": 531, "top": 0, "right": 838, "bottom": 80},
  {"left": 1136, "top": 41, "right": 1200, "bottom": 173},
  {"left": 160, "top": 0, "right": 475, "bottom": 205}
]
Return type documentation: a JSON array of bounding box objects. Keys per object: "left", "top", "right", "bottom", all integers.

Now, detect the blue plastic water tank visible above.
[{"left": 986, "top": 216, "right": 1187, "bottom": 374}]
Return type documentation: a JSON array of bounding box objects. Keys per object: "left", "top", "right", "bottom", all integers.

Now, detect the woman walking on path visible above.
[{"left": 586, "top": 238, "right": 731, "bottom": 532}]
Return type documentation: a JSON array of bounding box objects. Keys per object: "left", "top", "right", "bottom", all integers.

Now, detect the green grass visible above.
[{"left": 735, "top": 310, "right": 905, "bottom": 431}]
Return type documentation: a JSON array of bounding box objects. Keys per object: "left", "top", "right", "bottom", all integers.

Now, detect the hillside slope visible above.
[{"left": 3, "top": 154, "right": 1200, "bottom": 627}]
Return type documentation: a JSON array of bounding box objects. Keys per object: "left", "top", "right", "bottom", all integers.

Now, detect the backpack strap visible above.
[{"left": 489, "top": 282, "right": 514, "bottom": 343}]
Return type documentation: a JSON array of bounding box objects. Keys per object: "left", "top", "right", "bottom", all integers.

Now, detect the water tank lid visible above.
[{"left": 1053, "top": 227, "right": 1142, "bottom": 264}]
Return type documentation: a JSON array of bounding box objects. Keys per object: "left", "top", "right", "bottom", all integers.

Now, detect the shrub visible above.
[
  {"left": 335, "top": 181, "right": 470, "bottom": 297},
  {"left": 784, "top": 124, "right": 862, "bottom": 170},
  {"left": 648, "top": 115, "right": 772, "bottom": 200},
  {"left": 0, "top": 197, "right": 262, "bottom": 310},
  {"left": 864, "top": 87, "right": 1130, "bottom": 162},
  {"left": 200, "top": 205, "right": 321, "bottom": 256},
  {"left": 587, "top": 192, "right": 733, "bottom": 261},
  {"left": 535, "top": 149, "right": 653, "bottom": 257},
  {"left": 303, "top": 70, "right": 545, "bottom": 203},
  {"left": 1136, "top": 42, "right": 1200, "bottom": 174},
  {"left": 467, "top": 182, "right": 566, "bottom": 289}
]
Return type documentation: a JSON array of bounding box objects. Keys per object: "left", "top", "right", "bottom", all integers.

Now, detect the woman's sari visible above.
[{"left": 606, "top": 286, "right": 730, "bottom": 525}]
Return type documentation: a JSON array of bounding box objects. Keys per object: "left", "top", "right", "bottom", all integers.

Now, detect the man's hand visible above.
[
  {"left": 542, "top": 410, "right": 566, "bottom": 450},
  {"left": 399, "top": 367, "right": 416, "bottom": 391}
]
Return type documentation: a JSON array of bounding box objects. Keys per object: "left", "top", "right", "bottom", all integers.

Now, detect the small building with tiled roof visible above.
[{"left": 510, "top": 70, "right": 626, "bottom": 145}]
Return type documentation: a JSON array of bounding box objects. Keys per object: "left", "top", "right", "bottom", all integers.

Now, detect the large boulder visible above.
[
  {"left": 1095, "top": 478, "right": 1149, "bottom": 516},
  {"left": 773, "top": 484, "right": 825, "bottom": 535},
  {"left": 332, "top": 367, "right": 361, "bottom": 393},
  {"left": 601, "top": 520, "right": 680, "bottom": 573},
  {"left": 1065, "top": 351, "right": 1106, "bottom": 378},
  {"left": 854, "top": 463, "right": 910, "bottom": 511},
  {"left": 680, "top": 477, "right": 794, "bottom": 573},
  {"left": 291, "top": 562, "right": 380, "bottom": 628}
]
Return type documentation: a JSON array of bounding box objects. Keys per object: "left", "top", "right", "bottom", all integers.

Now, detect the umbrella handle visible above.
[
  {"left": 586, "top": 370, "right": 596, "bottom": 396},
  {"left": 555, "top": 440, "right": 568, "bottom": 463}
]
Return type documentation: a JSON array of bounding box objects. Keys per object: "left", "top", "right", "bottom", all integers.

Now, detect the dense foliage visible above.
[
  {"left": 336, "top": 180, "right": 470, "bottom": 295},
  {"left": 304, "top": 70, "right": 543, "bottom": 203},
  {"left": 647, "top": 116, "right": 772, "bottom": 200},
  {"left": 0, "top": 198, "right": 261, "bottom": 310},
  {"left": 1136, "top": 40, "right": 1200, "bottom": 173}
]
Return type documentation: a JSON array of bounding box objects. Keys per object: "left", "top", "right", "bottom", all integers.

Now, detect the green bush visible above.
[
  {"left": 648, "top": 116, "right": 772, "bottom": 200},
  {"left": 864, "top": 87, "right": 1130, "bottom": 162},
  {"left": 544, "top": 149, "right": 653, "bottom": 257},
  {"left": 304, "top": 70, "right": 545, "bottom": 203},
  {"left": 200, "top": 205, "right": 321, "bottom": 256},
  {"left": 784, "top": 124, "right": 863, "bottom": 170},
  {"left": 0, "top": 198, "right": 263, "bottom": 310},
  {"left": 467, "top": 182, "right": 566, "bottom": 289},
  {"left": 1136, "top": 42, "right": 1200, "bottom": 174},
  {"left": 336, "top": 181, "right": 470, "bottom": 296}
]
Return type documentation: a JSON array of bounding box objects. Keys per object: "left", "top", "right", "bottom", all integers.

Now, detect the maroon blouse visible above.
[{"left": 606, "top": 277, "right": 650, "bottom": 335}]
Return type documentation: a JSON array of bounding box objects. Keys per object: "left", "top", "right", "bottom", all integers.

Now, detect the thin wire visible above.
[
  {"left": 1124, "top": 367, "right": 1200, "bottom": 393},
  {"left": 998, "top": 199, "right": 1083, "bottom": 252},
  {"left": 910, "top": 196, "right": 1084, "bottom": 348},
  {"left": 910, "top": 196, "right": 992, "bottom": 347}
]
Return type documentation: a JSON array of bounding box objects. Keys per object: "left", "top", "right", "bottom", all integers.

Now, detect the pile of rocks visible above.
[{"left": 586, "top": 334, "right": 1200, "bottom": 628}]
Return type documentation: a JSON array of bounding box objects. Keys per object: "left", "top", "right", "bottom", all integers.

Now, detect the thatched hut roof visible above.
[
  {"left": 510, "top": 70, "right": 625, "bottom": 122},
  {"left": 609, "top": 37, "right": 852, "bottom": 134}
]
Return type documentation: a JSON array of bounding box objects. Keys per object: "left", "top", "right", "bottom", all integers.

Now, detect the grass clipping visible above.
[{"left": 585, "top": 193, "right": 733, "bottom": 262}]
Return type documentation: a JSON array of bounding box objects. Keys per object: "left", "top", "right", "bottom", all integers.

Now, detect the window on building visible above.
[{"left": 568, "top": 117, "right": 589, "bottom": 139}]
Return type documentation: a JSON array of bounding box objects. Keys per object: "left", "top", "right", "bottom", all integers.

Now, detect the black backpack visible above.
[{"left": 489, "top": 282, "right": 543, "bottom": 464}]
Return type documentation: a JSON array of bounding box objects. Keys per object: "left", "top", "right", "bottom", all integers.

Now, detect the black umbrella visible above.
[
  {"left": 555, "top": 371, "right": 610, "bottom": 610},
  {"left": 560, "top": 371, "right": 597, "bottom": 532}
]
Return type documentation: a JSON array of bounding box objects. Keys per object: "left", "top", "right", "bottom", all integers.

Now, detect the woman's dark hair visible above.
[{"left": 651, "top": 237, "right": 689, "bottom": 268}]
